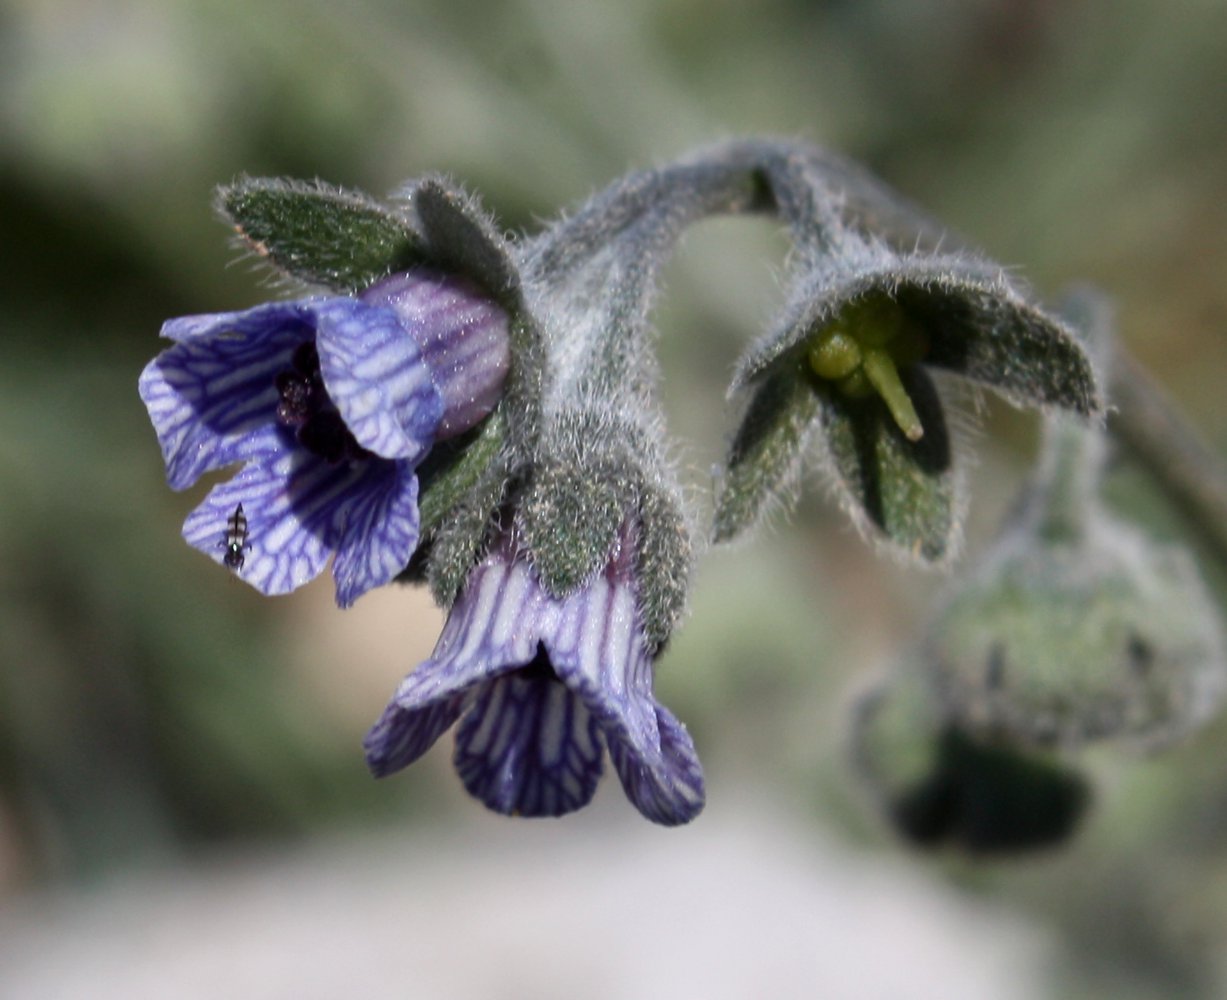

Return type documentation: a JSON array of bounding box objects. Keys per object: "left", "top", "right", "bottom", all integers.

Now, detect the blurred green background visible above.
[{"left": 2, "top": 0, "right": 1227, "bottom": 997}]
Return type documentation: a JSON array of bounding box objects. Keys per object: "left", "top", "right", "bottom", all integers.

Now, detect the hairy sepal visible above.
[
  {"left": 216, "top": 177, "right": 426, "bottom": 293},
  {"left": 713, "top": 364, "right": 820, "bottom": 544},
  {"left": 817, "top": 366, "right": 961, "bottom": 565}
]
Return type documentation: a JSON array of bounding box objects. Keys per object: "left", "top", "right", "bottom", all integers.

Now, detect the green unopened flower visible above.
[
  {"left": 715, "top": 218, "right": 1101, "bottom": 564},
  {"left": 924, "top": 293, "right": 1227, "bottom": 749},
  {"left": 852, "top": 666, "right": 1091, "bottom": 853}
]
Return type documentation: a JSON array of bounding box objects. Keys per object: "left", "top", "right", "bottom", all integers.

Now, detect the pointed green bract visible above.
[
  {"left": 905, "top": 283, "right": 1099, "bottom": 417},
  {"left": 424, "top": 461, "right": 511, "bottom": 608},
  {"left": 635, "top": 482, "right": 692, "bottom": 651},
  {"left": 217, "top": 178, "right": 425, "bottom": 292},
  {"left": 713, "top": 366, "right": 820, "bottom": 543},
  {"left": 410, "top": 178, "right": 520, "bottom": 306},
  {"left": 415, "top": 410, "right": 506, "bottom": 539},
  {"left": 519, "top": 457, "right": 629, "bottom": 598},
  {"left": 818, "top": 366, "right": 957, "bottom": 563}
]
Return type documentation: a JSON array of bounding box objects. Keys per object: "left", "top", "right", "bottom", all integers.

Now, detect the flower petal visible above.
[
  {"left": 182, "top": 448, "right": 403, "bottom": 598},
  {"left": 454, "top": 670, "right": 604, "bottom": 817},
  {"left": 330, "top": 461, "right": 421, "bottom": 607},
  {"left": 139, "top": 305, "right": 315, "bottom": 489},
  {"left": 363, "top": 539, "right": 555, "bottom": 776},
  {"left": 314, "top": 299, "right": 443, "bottom": 462},
  {"left": 546, "top": 567, "right": 706, "bottom": 825},
  {"left": 607, "top": 702, "right": 706, "bottom": 826},
  {"left": 364, "top": 693, "right": 467, "bottom": 779},
  {"left": 362, "top": 270, "right": 511, "bottom": 438}
]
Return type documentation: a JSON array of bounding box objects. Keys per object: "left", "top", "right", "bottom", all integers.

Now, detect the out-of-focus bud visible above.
[
  {"left": 852, "top": 666, "right": 1092, "bottom": 852},
  {"left": 925, "top": 292, "right": 1227, "bottom": 751}
]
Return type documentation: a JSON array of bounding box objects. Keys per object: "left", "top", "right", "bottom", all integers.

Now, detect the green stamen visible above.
[
  {"left": 862, "top": 347, "right": 924, "bottom": 441},
  {"left": 808, "top": 329, "right": 861, "bottom": 380},
  {"left": 805, "top": 292, "right": 928, "bottom": 441}
]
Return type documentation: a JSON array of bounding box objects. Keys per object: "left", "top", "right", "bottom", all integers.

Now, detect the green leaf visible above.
[
  {"left": 635, "top": 483, "right": 692, "bottom": 651},
  {"left": 411, "top": 178, "right": 519, "bottom": 304},
  {"left": 216, "top": 177, "right": 425, "bottom": 292},
  {"left": 906, "top": 281, "right": 1100, "bottom": 417},
  {"left": 424, "top": 463, "right": 510, "bottom": 609},
  {"left": 415, "top": 409, "right": 506, "bottom": 538},
  {"left": 819, "top": 365, "right": 958, "bottom": 563},
  {"left": 713, "top": 365, "right": 820, "bottom": 543},
  {"left": 519, "top": 456, "right": 630, "bottom": 598}
]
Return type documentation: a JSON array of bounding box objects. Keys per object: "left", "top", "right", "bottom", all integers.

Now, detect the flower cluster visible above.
[
  {"left": 140, "top": 268, "right": 509, "bottom": 606},
  {"left": 140, "top": 139, "right": 1120, "bottom": 829}
]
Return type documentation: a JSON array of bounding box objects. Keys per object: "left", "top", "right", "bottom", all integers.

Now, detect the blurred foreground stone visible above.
[{"left": 0, "top": 791, "right": 1047, "bottom": 1000}]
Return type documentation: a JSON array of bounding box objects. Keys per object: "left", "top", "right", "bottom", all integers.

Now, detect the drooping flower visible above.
[
  {"left": 852, "top": 664, "right": 1092, "bottom": 854},
  {"left": 714, "top": 176, "right": 1102, "bottom": 564},
  {"left": 364, "top": 517, "right": 705, "bottom": 825},
  {"left": 922, "top": 292, "right": 1227, "bottom": 750},
  {"left": 139, "top": 268, "right": 510, "bottom": 606}
]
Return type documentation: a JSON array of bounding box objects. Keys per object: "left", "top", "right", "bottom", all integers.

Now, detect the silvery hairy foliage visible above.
[
  {"left": 853, "top": 290, "right": 1227, "bottom": 851},
  {"left": 140, "top": 138, "right": 1222, "bottom": 836}
]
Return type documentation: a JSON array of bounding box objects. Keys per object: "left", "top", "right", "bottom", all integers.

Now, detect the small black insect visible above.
[{"left": 220, "top": 503, "right": 252, "bottom": 572}]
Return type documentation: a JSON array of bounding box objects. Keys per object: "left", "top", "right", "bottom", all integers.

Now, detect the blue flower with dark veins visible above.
[
  {"left": 139, "top": 268, "right": 510, "bottom": 606},
  {"left": 364, "top": 518, "right": 705, "bottom": 825}
]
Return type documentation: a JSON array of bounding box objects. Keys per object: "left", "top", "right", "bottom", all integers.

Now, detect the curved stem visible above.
[
  {"left": 517, "top": 137, "right": 944, "bottom": 413},
  {"left": 520, "top": 137, "right": 1227, "bottom": 576},
  {"left": 1109, "top": 348, "right": 1227, "bottom": 571}
]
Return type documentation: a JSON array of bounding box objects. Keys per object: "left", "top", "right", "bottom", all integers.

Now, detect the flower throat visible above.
[{"left": 275, "top": 341, "right": 374, "bottom": 463}]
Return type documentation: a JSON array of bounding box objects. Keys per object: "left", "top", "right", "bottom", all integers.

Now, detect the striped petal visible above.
[
  {"left": 182, "top": 448, "right": 333, "bottom": 595},
  {"left": 314, "top": 298, "right": 443, "bottom": 462},
  {"left": 182, "top": 447, "right": 420, "bottom": 603},
  {"left": 363, "top": 539, "right": 554, "bottom": 775},
  {"left": 454, "top": 669, "right": 604, "bottom": 817},
  {"left": 362, "top": 270, "right": 511, "bottom": 438},
  {"left": 330, "top": 460, "right": 422, "bottom": 607},
  {"left": 139, "top": 305, "right": 314, "bottom": 489},
  {"left": 364, "top": 694, "right": 467, "bottom": 778},
  {"left": 546, "top": 564, "right": 706, "bottom": 826},
  {"left": 607, "top": 703, "right": 706, "bottom": 826}
]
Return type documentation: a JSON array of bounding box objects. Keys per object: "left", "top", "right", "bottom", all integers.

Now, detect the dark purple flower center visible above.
[
  {"left": 520, "top": 644, "right": 558, "bottom": 682},
  {"left": 275, "top": 341, "right": 374, "bottom": 464}
]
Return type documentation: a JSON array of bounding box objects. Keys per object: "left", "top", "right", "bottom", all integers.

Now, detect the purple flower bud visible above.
[
  {"left": 138, "top": 269, "right": 509, "bottom": 606},
  {"left": 361, "top": 269, "right": 510, "bottom": 440}
]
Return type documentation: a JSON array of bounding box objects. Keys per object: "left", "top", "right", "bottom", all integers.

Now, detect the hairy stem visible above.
[{"left": 1109, "top": 348, "right": 1227, "bottom": 571}]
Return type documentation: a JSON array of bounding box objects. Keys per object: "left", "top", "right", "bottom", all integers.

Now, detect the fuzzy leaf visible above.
[
  {"left": 635, "top": 483, "right": 692, "bottom": 651},
  {"left": 410, "top": 178, "right": 519, "bottom": 304},
  {"left": 519, "top": 458, "right": 630, "bottom": 598},
  {"left": 415, "top": 410, "right": 506, "bottom": 539},
  {"left": 423, "top": 463, "right": 510, "bottom": 608},
  {"left": 713, "top": 365, "right": 820, "bottom": 543},
  {"left": 905, "top": 283, "right": 1099, "bottom": 416},
  {"left": 818, "top": 366, "right": 957, "bottom": 563},
  {"left": 217, "top": 178, "right": 425, "bottom": 292}
]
